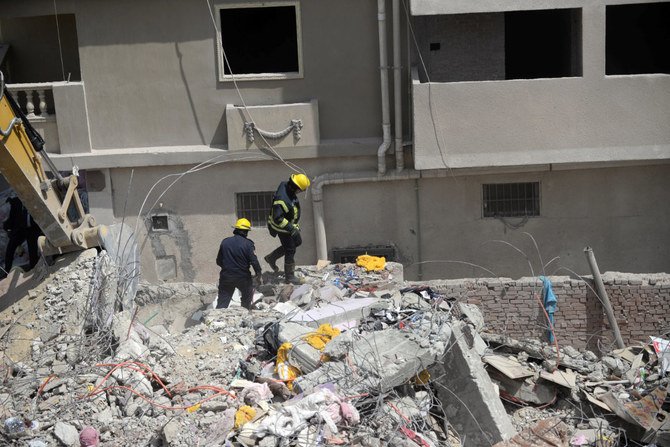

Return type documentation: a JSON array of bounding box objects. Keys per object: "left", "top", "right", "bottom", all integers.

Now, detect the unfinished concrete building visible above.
[
  {"left": 1, "top": 2, "right": 670, "bottom": 446},
  {"left": 0, "top": 0, "right": 668, "bottom": 285}
]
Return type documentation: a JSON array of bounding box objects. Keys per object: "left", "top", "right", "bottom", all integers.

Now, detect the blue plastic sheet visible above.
[{"left": 540, "top": 276, "right": 557, "bottom": 342}]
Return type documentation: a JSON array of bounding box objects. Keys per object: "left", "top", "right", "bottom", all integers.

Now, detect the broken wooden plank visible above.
[
  {"left": 584, "top": 391, "right": 612, "bottom": 412},
  {"left": 540, "top": 369, "right": 577, "bottom": 389},
  {"left": 483, "top": 355, "right": 535, "bottom": 380}
]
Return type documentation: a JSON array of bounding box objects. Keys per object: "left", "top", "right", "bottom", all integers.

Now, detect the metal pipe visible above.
[
  {"left": 393, "top": 0, "right": 404, "bottom": 172},
  {"left": 584, "top": 247, "right": 625, "bottom": 349},
  {"left": 376, "top": 0, "right": 392, "bottom": 175},
  {"left": 414, "top": 178, "right": 422, "bottom": 279},
  {"left": 311, "top": 169, "right": 450, "bottom": 261}
]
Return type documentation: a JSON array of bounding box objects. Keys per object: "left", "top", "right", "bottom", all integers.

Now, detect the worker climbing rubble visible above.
[{"left": 264, "top": 173, "right": 310, "bottom": 285}]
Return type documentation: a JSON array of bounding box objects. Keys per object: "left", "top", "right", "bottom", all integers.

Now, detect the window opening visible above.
[
  {"left": 236, "top": 191, "right": 274, "bottom": 227},
  {"left": 483, "top": 182, "right": 540, "bottom": 218},
  {"left": 0, "top": 14, "right": 80, "bottom": 83},
  {"left": 504, "top": 9, "right": 582, "bottom": 79},
  {"left": 218, "top": 3, "right": 301, "bottom": 79},
  {"left": 606, "top": 2, "right": 670, "bottom": 75},
  {"left": 151, "top": 215, "right": 169, "bottom": 231}
]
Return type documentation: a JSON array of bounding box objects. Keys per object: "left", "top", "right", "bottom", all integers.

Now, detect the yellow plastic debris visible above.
[
  {"left": 234, "top": 405, "right": 256, "bottom": 428},
  {"left": 275, "top": 342, "right": 301, "bottom": 389},
  {"left": 356, "top": 254, "right": 386, "bottom": 272},
  {"left": 412, "top": 370, "right": 431, "bottom": 385},
  {"left": 303, "top": 324, "right": 341, "bottom": 350},
  {"left": 186, "top": 403, "right": 201, "bottom": 413}
]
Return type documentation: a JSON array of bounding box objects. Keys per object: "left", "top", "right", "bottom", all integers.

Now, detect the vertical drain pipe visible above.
[
  {"left": 584, "top": 247, "right": 625, "bottom": 349},
  {"left": 393, "top": 0, "right": 404, "bottom": 172},
  {"left": 414, "top": 178, "right": 422, "bottom": 279},
  {"left": 377, "top": 0, "right": 392, "bottom": 175}
]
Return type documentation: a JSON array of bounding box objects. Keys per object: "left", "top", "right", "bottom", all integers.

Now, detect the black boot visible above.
[
  {"left": 284, "top": 262, "right": 302, "bottom": 285},
  {"left": 264, "top": 250, "right": 280, "bottom": 273}
]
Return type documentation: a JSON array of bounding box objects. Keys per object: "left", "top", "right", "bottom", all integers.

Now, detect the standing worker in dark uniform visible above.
[
  {"left": 264, "top": 174, "right": 310, "bottom": 285},
  {"left": 4, "top": 195, "right": 41, "bottom": 273},
  {"left": 216, "top": 218, "right": 262, "bottom": 310}
]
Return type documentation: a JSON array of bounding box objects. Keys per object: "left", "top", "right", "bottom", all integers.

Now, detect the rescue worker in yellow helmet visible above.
[
  {"left": 265, "top": 173, "right": 310, "bottom": 284},
  {"left": 216, "top": 218, "right": 262, "bottom": 310}
]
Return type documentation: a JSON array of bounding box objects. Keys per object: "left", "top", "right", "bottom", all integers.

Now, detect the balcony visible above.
[
  {"left": 6, "top": 82, "right": 91, "bottom": 155},
  {"left": 411, "top": 67, "right": 670, "bottom": 170}
]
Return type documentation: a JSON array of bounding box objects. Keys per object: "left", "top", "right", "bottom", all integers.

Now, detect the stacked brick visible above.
[{"left": 426, "top": 273, "right": 670, "bottom": 351}]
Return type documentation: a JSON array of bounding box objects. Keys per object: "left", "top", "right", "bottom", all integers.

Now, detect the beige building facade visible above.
[{"left": 0, "top": 0, "right": 668, "bottom": 283}]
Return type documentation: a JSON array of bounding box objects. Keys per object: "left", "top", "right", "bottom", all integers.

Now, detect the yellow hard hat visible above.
[
  {"left": 233, "top": 218, "right": 252, "bottom": 231},
  {"left": 290, "top": 173, "right": 311, "bottom": 191}
]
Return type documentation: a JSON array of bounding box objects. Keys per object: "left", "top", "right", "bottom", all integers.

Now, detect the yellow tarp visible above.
[
  {"left": 356, "top": 254, "right": 386, "bottom": 272},
  {"left": 303, "top": 324, "right": 341, "bottom": 350},
  {"left": 234, "top": 405, "right": 256, "bottom": 428},
  {"left": 275, "top": 342, "right": 301, "bottom": 389}
]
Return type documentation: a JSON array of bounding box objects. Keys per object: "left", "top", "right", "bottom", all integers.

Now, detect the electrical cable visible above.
[{"left": 52, "top": 0, "right": 66, "bottom": 82}]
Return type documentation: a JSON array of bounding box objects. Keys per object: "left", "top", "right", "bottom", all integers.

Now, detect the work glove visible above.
[{"left": 290, "top": 226, "right": 300, "bottom": 237}]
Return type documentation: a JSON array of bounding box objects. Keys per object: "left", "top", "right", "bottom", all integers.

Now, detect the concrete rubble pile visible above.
[{"left": 0, "top": 254, "right": 668, "bottom": 447}]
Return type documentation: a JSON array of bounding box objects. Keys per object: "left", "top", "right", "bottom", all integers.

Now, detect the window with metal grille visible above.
[
  {"left": 236, "top": 192, "right": 274, "bottom": 227},
  {"left": 483, "top": 182, "right": 540, "bottom": 217}
]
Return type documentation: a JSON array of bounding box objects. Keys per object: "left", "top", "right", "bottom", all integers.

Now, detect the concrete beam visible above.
[{"left": 432, "top": 321, "right": 516, "bottom": 446}]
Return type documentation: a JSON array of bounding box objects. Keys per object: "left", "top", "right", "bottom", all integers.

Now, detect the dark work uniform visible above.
[
  {"left": 4, "top": 197, "right": 41, "bottom": 273},
  {"left": 216, "top": 229, "right": 261, "bottom": 309},
  {"left": 266, "top": 181, "right": 302, "bottom": 265}
]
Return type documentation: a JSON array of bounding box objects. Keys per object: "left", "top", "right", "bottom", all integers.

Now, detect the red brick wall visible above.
[{"left": 425, "top": 274, "right": 670, "bottom": 351}]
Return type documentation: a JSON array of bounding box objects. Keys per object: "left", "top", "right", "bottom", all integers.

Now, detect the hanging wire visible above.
[
  {"left": 203, "top": 0, "right": 306, "bottom": 175},
  {"left": 53, "top": 0, "right": 67, "bottom": 81}
]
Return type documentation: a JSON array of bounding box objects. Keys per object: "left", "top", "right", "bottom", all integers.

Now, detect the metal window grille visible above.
[
  {"left": 483, "top": 182, "right": 540, "bottom": 217},
  {"left": 236, "top": 191, "right": 274, "bottom": 226}
]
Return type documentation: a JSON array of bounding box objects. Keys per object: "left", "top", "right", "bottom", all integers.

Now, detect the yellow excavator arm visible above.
[
  {"left": 0, "top": 73, "right": 101, "bottom": 255},
  {"left": 0, "top": 71, "right": 138, "bottom": 306}
]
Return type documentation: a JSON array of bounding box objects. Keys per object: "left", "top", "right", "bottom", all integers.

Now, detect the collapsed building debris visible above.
[{"left": 0, "top": 253, "right": 668, "bottom": 446}]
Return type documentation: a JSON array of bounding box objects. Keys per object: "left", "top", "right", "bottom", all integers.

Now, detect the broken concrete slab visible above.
[
  {"left": 287, "top": 297, "right": 387, "bottom": 329},
  {"left": 276, "top": 322, "right": 324, "bottom": 373},
  {"left": 433, "top": 321, "right": 516, "bottom": 447},
  {"left": 489, "top": 369, "right": 557, "bottom": 405},
  {"left": 295, "top": 323, "right": 450, "bottom": 395}
]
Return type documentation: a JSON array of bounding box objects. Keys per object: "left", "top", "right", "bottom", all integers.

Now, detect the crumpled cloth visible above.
[
  {"left": 239, "top": 382, "right": 274, "bottom": 405},
  {"left": 255, "top": 388, "right": 360, "bottom": 438},
  {"left": 356, "top": 255, "right": 386, "bottom": 272},
  {"left": 79, "top": 426, "right": 100, "bottom": 447},
  {"left": 303, "top": 324, "right": 341, "bottom": 350}
]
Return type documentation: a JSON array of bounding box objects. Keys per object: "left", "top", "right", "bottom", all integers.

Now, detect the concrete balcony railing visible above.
[
  {"left": 6, "top": 81, "right": 92, "bottom": 155},
  {"left": 411, "top": 67, "right": 670, "bottom": 170}
]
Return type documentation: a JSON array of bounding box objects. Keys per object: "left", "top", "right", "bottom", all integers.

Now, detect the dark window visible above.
[
  {"left": 236, "top": 191, "right": 274, "bottom": 227},
  {"left": 606, "top": 3, "right": 670, "bottom": 75},
  {"left": 0, "top": 14, "right": 80, "bottom": 83},
  {"left": 415, "top": 9, "right": 581, "bottom": 83},
  {"left": 220, "top": 5, "right": 299, "bottom": 75},
  {"left": 331, "top": 245, "right": 396, "bottom": 264},
  {"left": 505, "top": 9, "right": 582, "bottom": 79},
  {"left": 151, "top": 215, "right": 169, "bottom": 231},
  {"left": 483, "top": 182, "right": 540, "bottom": 217}
]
